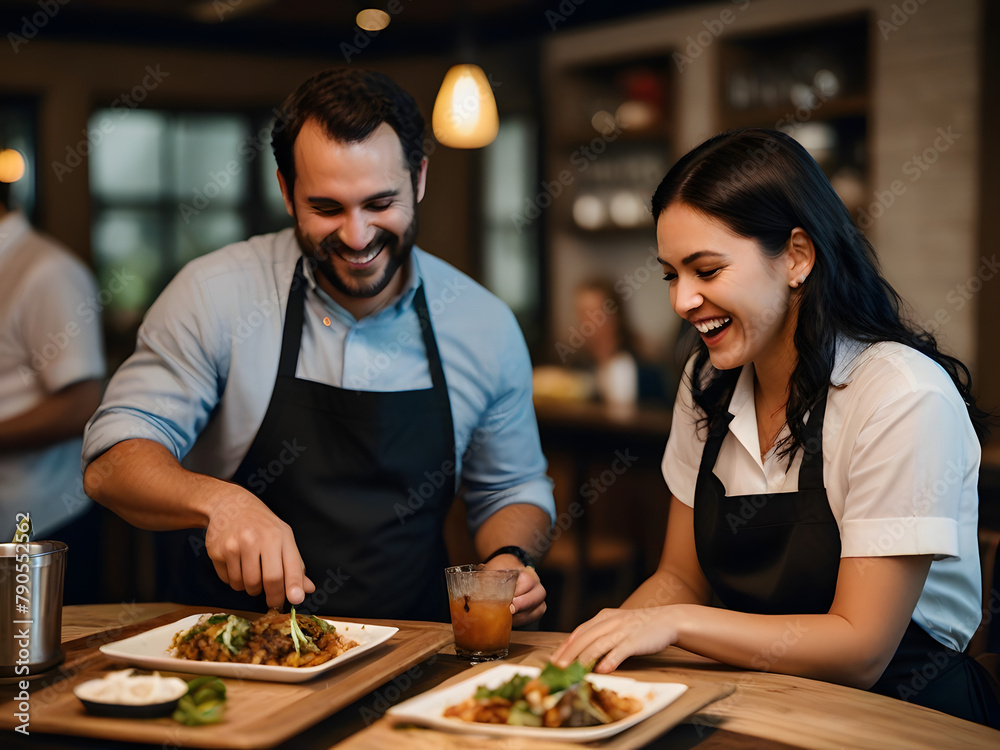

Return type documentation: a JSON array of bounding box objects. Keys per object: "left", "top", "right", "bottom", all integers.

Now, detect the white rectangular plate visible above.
[
  {"left": 386, "top": 664, "right": 688, "bottom": 741},
  {"left": 99, "top": 613, "right": 398, "bottom": 684}
]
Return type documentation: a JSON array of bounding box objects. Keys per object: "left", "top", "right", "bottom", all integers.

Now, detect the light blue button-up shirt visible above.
[{"left": 83, "top": 229, "right": 555, "bottom": 532}]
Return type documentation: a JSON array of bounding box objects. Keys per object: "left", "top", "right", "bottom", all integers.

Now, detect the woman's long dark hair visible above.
[{"left": 651, "top": 128, "right": 990, "bottom": 460}]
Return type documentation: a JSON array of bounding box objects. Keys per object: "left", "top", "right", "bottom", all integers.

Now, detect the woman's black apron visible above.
[
  {"left": 161, "top": 259, "right": 455, "bottom": 621},
  {"left": 693, "top": 386, "right": 1000, "bottom": 727}
]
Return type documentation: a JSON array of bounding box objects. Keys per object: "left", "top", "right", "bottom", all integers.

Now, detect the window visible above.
[
  {"left": 481, "top": 115, "right": 542, "bottom": 351},
  {"left": 88, "top": 108, "right": 290, "bottom": 363}
]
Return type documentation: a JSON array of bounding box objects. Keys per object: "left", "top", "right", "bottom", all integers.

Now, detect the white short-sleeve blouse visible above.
[{"left": 662, "top": 338, "right": 982, "bottom": 651}]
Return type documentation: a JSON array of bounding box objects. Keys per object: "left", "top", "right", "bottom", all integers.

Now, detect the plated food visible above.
[
  {"left": 387, "top": 663, "right": 689, "bottom": 741},
  {"left": 443, "top": 661, "right": 641, "bottom": 727},
  {"left": 170, "top": 609, "right": 358, "bottom": 668},
  {"left": 99, "top": 613, "right": 397, "bottom": 683}
]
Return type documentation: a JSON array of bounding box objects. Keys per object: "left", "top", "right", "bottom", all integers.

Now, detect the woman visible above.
[
  {"left": 571, "top": 278, "right": 671, "bottom": 406},
  {"left": 552, "top": 128, "right": 1000, "bottom": 726}
]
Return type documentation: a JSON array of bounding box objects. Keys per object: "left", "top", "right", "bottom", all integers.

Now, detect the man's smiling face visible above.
[{"left": 279, "top": 119, "right": 427, "bottom": 318}]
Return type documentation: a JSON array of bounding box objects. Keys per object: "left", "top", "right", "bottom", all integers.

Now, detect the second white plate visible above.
[
  {"left": 99, "top": 613, "right": 398, "bottom": 684},
  {"left": 386, "top": 664, "right": 688, "bottom": 741}
]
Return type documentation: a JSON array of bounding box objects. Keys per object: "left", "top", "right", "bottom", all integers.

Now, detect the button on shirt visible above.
[
  {"left": 663, "top": 339, "right": 982, "bottom": 651},
  {"left": 82, "top": 229, "right": 555, "bottom": 531}
]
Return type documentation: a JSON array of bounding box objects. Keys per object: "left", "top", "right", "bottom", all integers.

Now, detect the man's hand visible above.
[
  {"left": 483, "top": 554, "right": 546, "bottom": 627},
  {"left": 204, "top": 485, "right": 315, "bottom": 609}
]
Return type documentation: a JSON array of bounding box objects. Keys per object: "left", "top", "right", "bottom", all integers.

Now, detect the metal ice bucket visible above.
[{"left": 0, "top": 541, "right": 67, "bottom": 676}]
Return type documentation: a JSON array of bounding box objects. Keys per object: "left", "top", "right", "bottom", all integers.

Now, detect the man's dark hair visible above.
[
  {"left": 0, "top": 180, "right": 10, "bottom": 210},
  {"left": 271, "top": 68, "right": 426, "bottom": 200}
]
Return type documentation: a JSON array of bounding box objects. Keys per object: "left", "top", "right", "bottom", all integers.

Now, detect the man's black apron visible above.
[
  {"left": 163, "top": 259, "right": 455, "bottom": 621},
  {"left": 693, "top": 386, "right": 1000, "bottom": 727}
]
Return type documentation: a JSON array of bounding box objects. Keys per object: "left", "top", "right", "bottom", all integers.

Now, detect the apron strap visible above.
[
  {"left": 697, "top": 410, "right": 734, "bottom": 480},
  {"left": 277, "top": 257, "right": 308, "bottom": 380},
  {"left": 797, "top": 389, "right": 828, "bottom": 491},
  {"left": 413, "top": 285, "right": 447, "bottom": 392}
]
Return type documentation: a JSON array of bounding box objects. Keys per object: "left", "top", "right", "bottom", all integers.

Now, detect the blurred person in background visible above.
[
  {"left": 0, "top": 177, "right": 106, "bottom": 604},
  {"left": 570, "top": 278, "right": 672, "bottom": 406}
]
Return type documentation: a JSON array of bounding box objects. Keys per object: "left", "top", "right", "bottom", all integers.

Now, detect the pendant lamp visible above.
[{"left": 432, "top": 63, "right": 499, "bottom": 149}]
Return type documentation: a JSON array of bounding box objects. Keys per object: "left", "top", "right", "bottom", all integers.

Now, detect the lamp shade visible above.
[
  {"left": 0, "top": 149, "right": 25, "bottom": 183},
  {"left": 432, "top": 64, "right": 499, "bottom": 149}
]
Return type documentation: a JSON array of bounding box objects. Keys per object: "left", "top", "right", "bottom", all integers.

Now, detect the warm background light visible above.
[
  {"left": 0, "top": 148, "right": 26, "bottom": 183},
  {"left": 356, "top": 9, "right": 390, "bottom": 32},
  {"left": 432, "top": 64, "right": 499, "bottom": 149}
]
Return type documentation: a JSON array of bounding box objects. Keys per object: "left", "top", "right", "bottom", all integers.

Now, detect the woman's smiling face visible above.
[{"left": 657, "top": 202, "right": 796, "bottom": 372}]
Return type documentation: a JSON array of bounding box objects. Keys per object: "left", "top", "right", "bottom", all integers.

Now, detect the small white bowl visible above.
[{"left": 74, "top": 669, "right": 188, "bottom": 718}]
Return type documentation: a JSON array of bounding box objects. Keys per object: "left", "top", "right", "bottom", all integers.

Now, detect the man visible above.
[
  {"left": 82, "top": 69, "right": 554, "bottom": 623},
  {"left": 0, "top": 178, "right": 106, "bottom": 603}
]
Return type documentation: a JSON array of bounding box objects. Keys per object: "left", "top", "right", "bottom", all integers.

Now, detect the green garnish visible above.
[
  {"left": 182, "top": 624, "right": 208, "bottom": 642},
  {"left": 474, "top": 672, "right": 531, "bottom": 702},
  {"left": 207, "top": 614, "right": 229, "bottom": 625},
  {"left": 508, "top": 700, "right": 543, "bottom": 726},
  {"left": 539, "top": 660, "right": 591, "bottom": 693},
  {"left": 214, "top": 615, "right": 250, "bottom": 654},
  {"left": 172, "top": 676, "right": 226, "bottom": 726},
  {"left": 288, "top": 606, "right": 319, "bottom": 655},
  {"left": 308, "top": 615, "right": 334, "bottom": 634}
]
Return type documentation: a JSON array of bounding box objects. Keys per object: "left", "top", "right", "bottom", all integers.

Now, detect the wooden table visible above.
[{"left": 3, "top": 603, "right": 998, "bottom": 749}]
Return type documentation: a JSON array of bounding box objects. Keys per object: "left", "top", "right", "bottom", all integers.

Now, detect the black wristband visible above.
[{"left": 485, "top": 545, "right": 535, "bottom": 569}]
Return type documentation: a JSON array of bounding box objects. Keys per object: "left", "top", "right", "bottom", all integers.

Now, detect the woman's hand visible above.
[{"left": 551, "top": 605, "right": 681, "bottom": 673}]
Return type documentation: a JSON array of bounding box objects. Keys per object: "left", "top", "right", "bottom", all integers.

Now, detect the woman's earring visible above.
[{"left": 790, "top": 274, "right": 806, "bottom": 288}]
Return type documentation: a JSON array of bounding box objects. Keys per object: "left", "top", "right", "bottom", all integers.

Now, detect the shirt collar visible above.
[
  {"left": 830, "top": 337, "right": 871, "bottom": 386},
  {"left": 725, "top": 336, "right": 869, "bottom": 465},
  {"left": 727, "top": 364, "right": 762, "bottom": 465},
  {"left": 301, "top": 246, "right": 424, "bottom": 324},
  {"left": 0, "top": 211, "right": 31, "bottom": 261}
]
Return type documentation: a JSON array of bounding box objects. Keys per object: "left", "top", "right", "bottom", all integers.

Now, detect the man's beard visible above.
[{"left": 295, "top": 213, "right": 417, "bottom": 299}]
